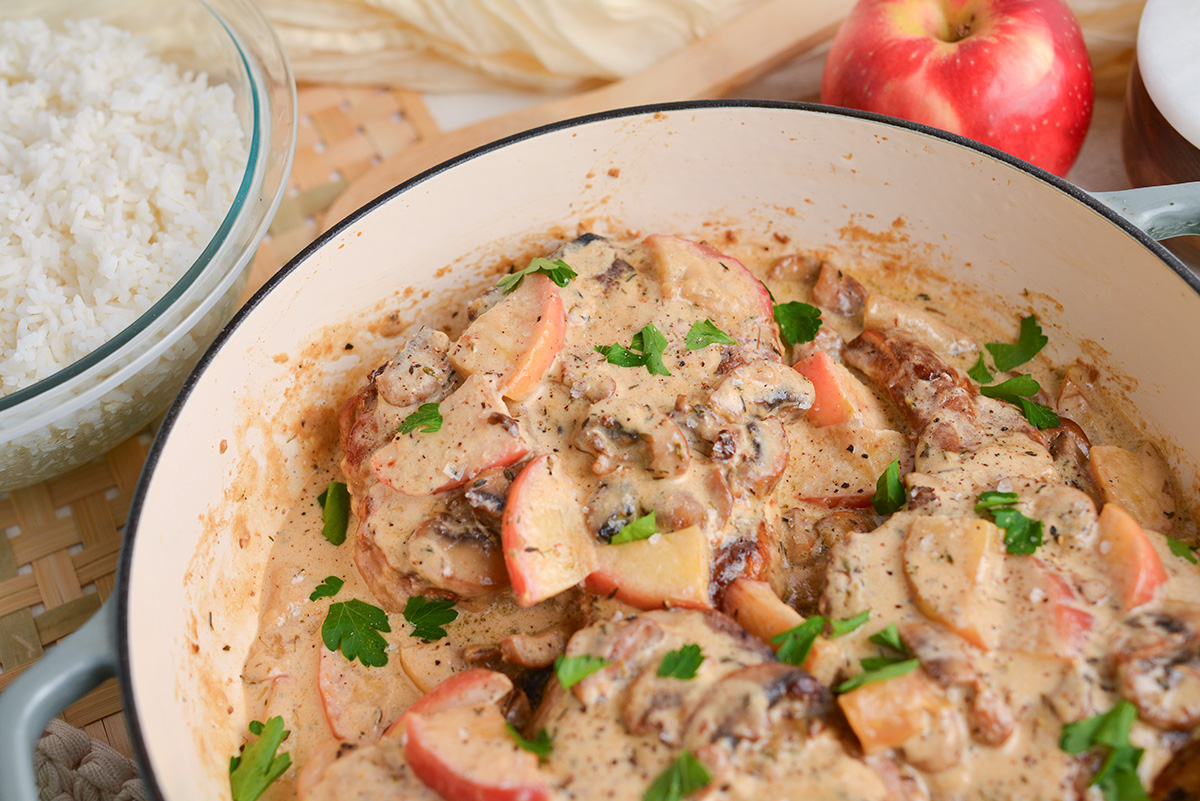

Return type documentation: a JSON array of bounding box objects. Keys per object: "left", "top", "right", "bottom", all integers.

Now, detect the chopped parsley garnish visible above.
[
  {"left": 403, "top": 595, "right": 458, "bottom": 640},
  {"left": 506, "top": 723, "right": 553, "bottom": 760},
  {"left": 773, "top": 616, "right": 825, "bottom": 667},
  {"left": 308, "top": 576, "right": 344, "bottom": 601},
  {"left": 1167, "top": 536, "right": 1199, "bottom": 564},
  {"left": 835, "top": 623, "right": 919, "bottom": 693},
  {"left": 399, "top": 402, "right": 443, "bottom": 434},
  {"left": 986, "top": 315, "right": 1048, "bottom": 372},
  {"left": 317, "top": 480, "right": 351, "bottom": 546},
  {"left": 554, "top": 654, "right": 610, "bottom": 689},
  {"left": 595, "top": 323, "right": 672, "bottom": 376},
  {"left": 657, "top": 644, "right": 705, "bottom": 679},
  {"left": 685, "top": 319, "right": 738, "bottom": 350},
  {"left": 835, "top": 658, "right": 921, "bottom": 693},
  {"left": 868, "top": 622, "right": 907, "bottom": 653},
  {"left": 830, "top": 609, "right": 871, "bottom": 638},
  {"left": 1060, "top": 701, "right": 1148, "bottom": 801},
  {"left": 610, "top": 511, "right": 658, "bottom": 544},
  {"left": 871, "top": 459, "right": 905, "bottom": 515},
  {"left": 321, "top": 598, "right": 391, "bottom": 667},
  {"left": 979, "top": 374, "right": 1060, "bottom": 429},
  {"left": 497, "top": 256, "right": 578, "bottom": 294},
  {"left": 229, "top": 716, "right": 291, "bottom": 801},
  {"left": 967, "top": 353, "right": 994, "bottom": 384},
  {"left": 975, "top": 491, "right": 1044, "bottom": 555},
  {"left": 773, "top": 301, "right": 822, "bottom": 347},
  {"left": 643, "top": 750, "right": 712, "bottom": 801}
]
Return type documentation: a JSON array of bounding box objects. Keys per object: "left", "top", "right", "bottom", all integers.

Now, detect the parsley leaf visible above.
[
  {"left": 872, "top": 459, "right": 905, "bottom": 515},
  {"left": 610, "top": 511, "right": 658, "bottom": 544},
  {"left": 506, "top": 723, "right": 553, "bottom": 761},
  {"left": 830, "top": 609, "right": 871, "bottom": 638},
  {"left": 316, "top": 480, "right": 350, "bottom": 546},
  {"left": 657, "top": 644, "right": 705, "bottom": 679},
  {"left": 229, "top": 716, "right": 291, "bottom": 801},
  {"left": 643, "top": 750, "right": 712, "bottom": 801},
  {"left": 321, "top": 598, "right": 390, "bottom": 667},
  {"left": 979, "top": 375, "right": 1061, "bottom": 429},
  {"left": 554, "top": 654, "right": 610, "bottom": 689},
  {"left": 967, "top": 353, "right": 994, "bottom": 384},
  {"left": 868, "top": 623, "right": 908, "bottom": 654},
  {"left": 1060, "top": 701, "right": 1148, "bottom": 801},
  {"left": 835, "top": 657, "right": 920, "bottom": 693},
  {"left": 685, "top": 319, "right": 738, "bottom": 350},
  {"left": 772, "top": 616, "right": 826, "bottom": 667},
  {"left": 403, "top": 595, "right": 458, "bottom": 640},
  {"left": 399, "top": 402, "right": 443, "bottom": 434},
  {"left": 1167, "top": 536, "right": 1199, "bottom": 564},
  {"left": 773, "top": 301, "right": 822, "bottom": 347},
  {"left": 596, "top": 323, "right": 671, "bottom": 376},
  {"left": 975, "top": 491, "right": 1045, "bottom": 555},
  {"left": 986, "top": 315, "right": 1048, "bottom": 372},
  {"left": 497, "top": 257, "right": 578, "bottom": 294},
  {"left": 308, "top": 576, "right": 344, "bottom": 601}
]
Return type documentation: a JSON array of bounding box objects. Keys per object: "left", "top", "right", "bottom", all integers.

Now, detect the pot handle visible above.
[
  {"left": 1091, "top": 181, "right": 1200, "bottom": 240},
  {"left": 0, "top": 600, "right": 120, "bottom": 801}
]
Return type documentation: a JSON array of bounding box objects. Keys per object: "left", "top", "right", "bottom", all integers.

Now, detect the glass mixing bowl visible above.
[{"left": 0, "top": 0, "right": 297, "bottom": 490}]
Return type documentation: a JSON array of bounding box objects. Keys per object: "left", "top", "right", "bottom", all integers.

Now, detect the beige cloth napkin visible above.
[{"left": 35, "top": 720, "right": 145, "bottom": 801}]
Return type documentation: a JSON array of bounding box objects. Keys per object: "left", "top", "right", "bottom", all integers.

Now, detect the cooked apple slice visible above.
[
  {"left": 1089, "top": 443, "right": 1178, "bottom": 535},
  {"left": 318, "top": 646, "right": 421, "bottom": 741},
  {"left": 405, "top": 694, "right": 553, "bottom": 801},
  {"left": 793, "top": 349, "right": 887, "bottom": 428},
  {"left": 383, "top": 668, "right": 512, "bottom": 739},
  {"left": 1096, "top": 502, "right": 1168, "bottom": 610},
  {"left": 720, "top": 577, "right": 837, "bottom": 680},
  {"left": 838, "top": 669, "right": 948, "bottom": 754},
  {"left": 585, "top": 525, "right": 712, "bottom": 610},
  {"left": 903, "top": 516, "right": 1003, "bottom": 650},
  {"left": 371, "top": 373, "right": 530, "bottom": 496},
  {"left": 398, "top": 638, "right": 467, "bottom": 695},
  {"left": 449, "top": 273, "right": 566, "bottom": 403},
  {"left": 502, "top": 454, "right": 598, "bottom": 607},
  {"left": 1005, "top": 557, "right": 1094, "bottom": 656},
  {"left": 643, "top": 234, "right": 774, "bottom": 341}
]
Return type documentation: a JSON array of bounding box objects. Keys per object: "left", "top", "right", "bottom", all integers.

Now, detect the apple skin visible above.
[{"left": 820, "top": 0, "right": 1093, "bottom": 176}]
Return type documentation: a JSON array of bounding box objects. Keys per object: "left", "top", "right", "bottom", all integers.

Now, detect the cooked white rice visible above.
[{"left": 0, "top": 17, "right": 247, "bottom": 395}]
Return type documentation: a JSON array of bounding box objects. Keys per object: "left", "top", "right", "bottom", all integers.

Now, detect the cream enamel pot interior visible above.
[{"left": 2, "top": 101, "right": 1200, "bottom": 801}]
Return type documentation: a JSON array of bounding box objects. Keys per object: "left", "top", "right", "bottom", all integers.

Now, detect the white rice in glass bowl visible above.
[
  {"left": 0, "top": 17, "right": 248, "bottom": 393},
  {"left": 0, "top": 0, "right": 296, "bottom": 490}
]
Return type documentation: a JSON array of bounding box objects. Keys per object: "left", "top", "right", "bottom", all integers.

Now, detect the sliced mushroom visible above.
[
  {"left": 681, "top": 663, "right": 831, "bottom": 750},
  {"left": 576, "top": 396, "right": 691, "bottom": 478},
  {"left": 375, "top": 326, "right": 453, "bottom": 408},
  {"left": 499, "top": 625, "right": 571, "bottom": 669},
  {"left": 1089, "top": 442, "right": 1178, "bottom": 535},
  {"left": 711, "top": 418, "right": 790, "bottom": 497},
  {"left": 812, "top": 262, "right": 868, "bottom": 317},
  {"left": 406, "top": 514, "right": 509, "bottom": 599},
  {"left": 1151, "top": 738, "right": 1200, "bottom": 801},
  {"left": 1117, "top": 606, "right": 1200, "bottom": 730},
  {"left": 706, "top": 359, "right": 814, "bottom": 424}
]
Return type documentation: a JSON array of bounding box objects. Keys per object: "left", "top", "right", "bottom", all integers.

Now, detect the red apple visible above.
[
  {"left": 820, "top": 0, "right": 1094, "bottom": 176},
  {"left": 584, "top": 525, "right": 712, "bottom": 610}
]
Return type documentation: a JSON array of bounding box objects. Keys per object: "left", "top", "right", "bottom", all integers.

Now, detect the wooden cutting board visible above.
[{"left": 322, "top": 0, "right": 854, "bottom": 228}]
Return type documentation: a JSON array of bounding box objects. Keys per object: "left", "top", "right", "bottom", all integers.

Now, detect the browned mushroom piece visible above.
[
  {"left": 706, "top": 359, "right": 814, "bottom": 424},
  {"left": 1116, "top": 606, "right": 1200, "bottom": 730},
  {"left": 1151, "top": 738, "right": 1200, "bottom": 801},
  {"left": 406, "top": 506, "right": 509, "bottom": 600},
  {"left": 812, "top": 262, "right": 868, "bottom": 317},
  {"left": 374, "top": 326, "right": 453, "bottom": 408},
  {"left": 576, "top": 396, "right": 691, "bottom": 478},
  {"left": 499, "top": 624, "right": 571, "bottom": 669},
  {"left": 711, "top": 417, "right": 790, "bottom": 497}
]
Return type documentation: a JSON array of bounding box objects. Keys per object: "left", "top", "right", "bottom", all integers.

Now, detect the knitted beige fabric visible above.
[{"left": 34, "top": 720, "right": 146, "bottom": 801}]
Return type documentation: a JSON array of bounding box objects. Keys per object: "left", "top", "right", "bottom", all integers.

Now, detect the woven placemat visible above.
[{"left": 0, "top": 85, "right": 437, "bottom": 776}]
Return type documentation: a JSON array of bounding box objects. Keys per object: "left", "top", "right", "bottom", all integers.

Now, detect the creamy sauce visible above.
[{"left": 241, "top": 232, "right": 1200, "bottom": 801}]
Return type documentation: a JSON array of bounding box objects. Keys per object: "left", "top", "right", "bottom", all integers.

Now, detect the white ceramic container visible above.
[{"left": 2, "top": 101, "right": 1199, "bottom": 801}]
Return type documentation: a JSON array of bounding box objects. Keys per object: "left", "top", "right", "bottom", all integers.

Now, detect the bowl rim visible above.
[
  {"left": 0, "top": 0, "right": 277, "bottom": 414},
  {"left": 116, "top": 98, "right": 1200, "bottom": 800}
]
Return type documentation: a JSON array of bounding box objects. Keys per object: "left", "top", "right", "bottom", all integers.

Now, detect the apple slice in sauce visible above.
[
  {"left": 404, "top": 674, "right": 553, "bottom": 801},
  {"left": 643, "top": 234, "right": 776, "bottom": 344},
  {"left": 449, "top": 272, "right": 566, "bottom": 402},
  {"left": 1095, "top": 502, "right": 1168, "bottom": 611},
  {"left": 317, "top": 645, "right": 421, "bottom": 742},
  {"left": 502, "top": 454, "right": 598, "bottom": 607},
  {"left": 383, "top": 667, "right": 513, "bottom": 739},
  {"left": 371, "top": 373, "right": 530, "bottom": 496},
  {"left": 585, "top": 525, "right": 712, "bottom": 610}
]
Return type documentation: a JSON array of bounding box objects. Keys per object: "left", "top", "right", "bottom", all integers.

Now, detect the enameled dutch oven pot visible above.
[{"left": 3, "top": 101, "right": 1200, "bottom": 801}]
